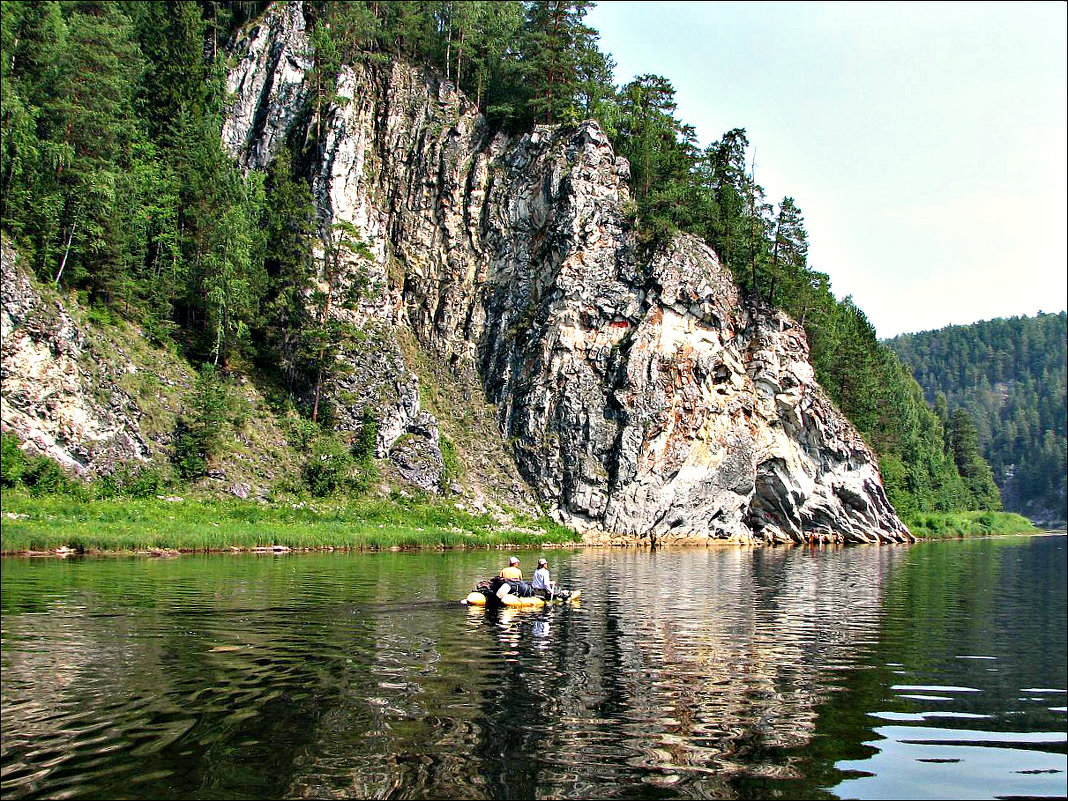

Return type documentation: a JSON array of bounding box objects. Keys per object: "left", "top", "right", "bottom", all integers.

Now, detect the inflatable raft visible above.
[{"left": 462, "top": 577, "right": 582, "bottom": 609}]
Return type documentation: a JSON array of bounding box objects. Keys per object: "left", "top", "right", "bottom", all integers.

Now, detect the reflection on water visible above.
[
  {"left": 826, "top": 534, "right": 1068, "bottom": 801},
  {"left": 1, "top": 537, "right": 1065, "bottom": 799}
]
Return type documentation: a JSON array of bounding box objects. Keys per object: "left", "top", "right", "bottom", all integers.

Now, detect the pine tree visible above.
[
  {"left": 518, "top": 1, "right": 600, "bottom": 126},
  {"left": 768, "top": 197, "right": 808, "bottom": 305},
  {"left": 949, "top": 408, "right": 1001, "bottom": 511},
  {"left": 699, "top": 128, "right": 750, "bottom": 275},
  {"left": 41, "top": 2, "right": 144, "bottom": 299}
]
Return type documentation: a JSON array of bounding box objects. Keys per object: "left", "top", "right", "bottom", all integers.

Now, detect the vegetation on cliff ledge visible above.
[{"left": 0, "top": 1, "right": 1006, "bottom": 527}]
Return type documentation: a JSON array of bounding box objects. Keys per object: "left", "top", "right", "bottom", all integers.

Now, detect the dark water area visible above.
[{"left": 1, "top": 536, "right": 1065, "bottom": 800}]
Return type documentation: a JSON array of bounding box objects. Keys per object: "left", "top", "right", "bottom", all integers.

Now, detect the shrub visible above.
[
  {"left": 440, "top": 434, "right": 462, "bottom": 485},
  {"left": 303, "top": 436, "right": 355, "bottom": 497},
  {"left": 173, "top": 419, "right": 208, "bottom": 480},
  {"left": 24, "top": 457, "right": 83, "bottom": 498},
  {"left": 352, "top": 410, "right": 377, "bottom": 460},
  {"left": 172, "top": 364, "right": 233, "bottom": 480},
  {"left": 286, "top": 417, "right": 320, "bottom": 451},
  {"left": 1, "top": 433, "right": 26, "bottom": 487},
  {"left": 94, "top": 464, "right": 167, "bottom": 499},
  {"left": 350, "top": 410, "right": 379, "bottom": 494},
  {"left": 1, "top": 433, "right": 84, "bottom": 498}
]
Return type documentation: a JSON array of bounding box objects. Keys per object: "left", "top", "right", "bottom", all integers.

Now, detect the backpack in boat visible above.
[
  {"left": 508, "top": 579, "right": 535, "bottom": 597},
  {"left": 482, "top": 576, "right": 535, "bottom": 598}
]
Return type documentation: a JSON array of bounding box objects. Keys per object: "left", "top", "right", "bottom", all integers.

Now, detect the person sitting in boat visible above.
[
  {"left": 498, "top": 556, "right": 523, "bottom": 581},
  {"left": 490, "top": 556, "right": 537, "bottom": 598},
  {"left": 531, "top": 558, "right": 569, "bottom": 600}
]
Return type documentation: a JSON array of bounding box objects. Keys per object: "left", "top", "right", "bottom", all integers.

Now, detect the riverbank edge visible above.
[
  {"left": 4, "top": 532, "right": 1056, "bottom": 559},
  {"left": 3, "top": 528, "right": 1051, "bottom": 560},
  {"left": 1, "top": 493, "right": 1040, "bottom": 557},
  {"left": 0, "top": 489, "right": 583, "bottom": 556}
]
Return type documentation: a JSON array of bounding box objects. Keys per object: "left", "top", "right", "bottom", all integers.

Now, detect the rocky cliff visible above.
[
  {"left": 215, "top": 2, "right": 911, "bottom": 545},
  {"left": 0, "top": 2, "right": 911, "bottom": 545}
]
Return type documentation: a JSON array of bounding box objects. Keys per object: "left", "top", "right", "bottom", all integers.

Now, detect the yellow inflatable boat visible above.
[{"left": 464, "top": 589, "right": 582, "bottom": 608}]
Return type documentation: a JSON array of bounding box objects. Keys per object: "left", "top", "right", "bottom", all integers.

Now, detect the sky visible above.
[{"left": 586, "top": 1, "right": 1068, "bottom": 338}]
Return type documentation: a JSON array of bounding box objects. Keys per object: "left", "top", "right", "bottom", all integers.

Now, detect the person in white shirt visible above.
[{"left": 532, "top": 558, "right": 560, "bottom": 599}]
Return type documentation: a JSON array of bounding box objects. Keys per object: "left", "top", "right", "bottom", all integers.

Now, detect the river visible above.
[{"left": 1, "top": 535, "right": 1065, "bottom": 799}]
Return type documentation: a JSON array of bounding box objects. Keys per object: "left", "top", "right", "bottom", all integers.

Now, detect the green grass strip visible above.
[
  {"left": 0, "top": 490, "right": 581, "bottom": 553},
  {"left": 903, "top": 510, "right": 1038, "bottom": 539}
]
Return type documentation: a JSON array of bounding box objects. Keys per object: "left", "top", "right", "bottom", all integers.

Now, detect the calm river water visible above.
[{"left": 1, "top": 535, "right": 1065, "bottom": 800}]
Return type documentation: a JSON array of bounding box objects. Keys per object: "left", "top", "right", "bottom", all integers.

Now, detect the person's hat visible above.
[
  {"left": 537, "top": 558, "right": 548, "bottom": 567},
  {"left": 509, "top": 556, "right": 519, "bottom": 565}
]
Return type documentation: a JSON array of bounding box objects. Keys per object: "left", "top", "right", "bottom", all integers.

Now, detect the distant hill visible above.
[{"left": 886, "top": 312, "right": 1067, "bottom": 526}]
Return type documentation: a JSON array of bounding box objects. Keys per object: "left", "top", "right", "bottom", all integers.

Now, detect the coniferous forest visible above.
[
  {"left": 0, "top": 1, "right": 1015, "bottom": 523},
  {"left": 887, "top": 313, "right": 1068, "bottom": 526}
]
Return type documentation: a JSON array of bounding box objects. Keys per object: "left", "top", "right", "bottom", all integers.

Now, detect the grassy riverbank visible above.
[
  {"left": 904, "top": 510, "right": 1038, "bottom": 539},
  {"left": 0, "top": 489, "right": 580, "bottom": 554},
  {"left": 2, "top": 489, "right": 1042, "bottom": 555}
]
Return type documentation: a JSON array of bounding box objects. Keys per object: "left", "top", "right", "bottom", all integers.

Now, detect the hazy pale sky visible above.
[{"left": 586, "top": 1, "right": 1067, "bottom": 338}]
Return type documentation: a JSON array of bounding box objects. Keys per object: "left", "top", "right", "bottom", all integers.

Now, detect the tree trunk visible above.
[
  {"left": 312, "top": 244, "right": 338, "bottom": 424},
  {"left": 54, "top": 220, "right": 77, "bottom": 287}
]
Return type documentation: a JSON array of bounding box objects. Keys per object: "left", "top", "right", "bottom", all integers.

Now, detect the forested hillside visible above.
[
  {"left": 0, "top": 0, "right": 995, "bottom": 520},
  {"left": 887, "top": 313, "right": 1068, "bottom": 525}
]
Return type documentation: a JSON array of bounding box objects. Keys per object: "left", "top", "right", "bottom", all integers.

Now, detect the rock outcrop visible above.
[
  {"left": 1, "top": 243, "right": 152, "bottom": 475},
  {"left": 218, "top": 2, "right": 910, "bottom": 544}
]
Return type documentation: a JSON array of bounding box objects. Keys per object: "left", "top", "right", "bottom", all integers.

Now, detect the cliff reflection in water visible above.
[
  {"left": 555, "top": 548, "right": 897, "bottom": 788},
  {"left": 2, "top": 545, "right": 912, "bottom": 799},
  {"left": 279, "top": 545, "right": 908, "bottom": 799}
]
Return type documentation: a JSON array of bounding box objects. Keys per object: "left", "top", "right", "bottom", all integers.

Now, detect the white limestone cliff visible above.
[{"left": 218, "top": 2, "right": 911, "bottom": 544}]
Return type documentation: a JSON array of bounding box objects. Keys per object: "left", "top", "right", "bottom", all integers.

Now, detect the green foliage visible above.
[
  {"left": 513, "top": 1, "right": 603, "bottom": 126},
  {"left": 172, "top": 364, "right": 232, "bottom": 480},
  {"left": 440, "top": 434, "right": 462, "bottom": 486},
  {"left": 1, "top": 0, "right": 270, "bottom": 362},
  {"left": 302, "top": 435, "right": 357, "bottom": 497},
  {"left": 0, "top": 432, "right": 84, "bottom": 497},
  {"left": 295, "top": 410, "right": 378, "bottom": 497},
  {"left": 1, "top": 432, "right": 26, "bottom": 487},
  {"left": 305, "top": 221, "right": 374, "bottom": 423},
  {"left": 349, "top": 409, "right": 379, "bottom": 494},
  {"left": 948, "top": 408, "right": 1001, "bottom": 511},
  {"left": 887, "top": 312, "right": 1067, "bottom": 522},
  {"left": 612, "top": 74, "right": 699, "bottom": 253},
  {"left": 0, "top": 490, "right": 581, "bottom": 553},
  {"left": 285, "top": 416, "right": 322, "bottom": 452},
  {"left": 171, "top": 420, "right": 206, "bottom": 480},
  {"left": 255, "top": 149, "right": 317, "bottom": 390},
  {"left": 22, "top": 457, "right": 79, "bottom": 497},
  {"left": 352, "top": 411, "right": 377, "bottom": 461},
  {"left": 93, "top": 464, "right": 167, "bottom": 500},
  {"left": 904, "top": 510, "right": 1036, "bottom": 539}
]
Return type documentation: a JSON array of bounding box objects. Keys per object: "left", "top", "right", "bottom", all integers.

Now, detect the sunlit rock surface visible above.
[
  {"left": 221, "top": 2, "right": 910, "bottom": 544},
  {"left": 1, "top": 243, "right": 151, "bottom": 475}
]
